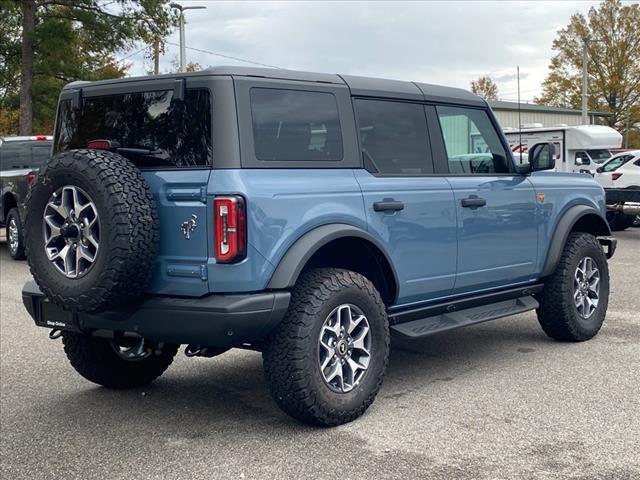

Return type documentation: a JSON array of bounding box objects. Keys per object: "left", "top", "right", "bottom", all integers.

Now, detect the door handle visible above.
[
  {"left": 373, "top": 200, "right": 404, "bottom": 212},
  {"left": 461, "top": 197, "right": 487, "bottom": 208}
]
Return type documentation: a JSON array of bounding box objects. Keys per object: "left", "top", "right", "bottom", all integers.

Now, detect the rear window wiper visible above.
[{"left": 116, "top": 147, "right": 165, "bottom": 156}]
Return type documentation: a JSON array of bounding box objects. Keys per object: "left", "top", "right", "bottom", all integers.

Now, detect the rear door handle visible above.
[
  {"left": 461, "top": 197, "right": 487, "bottom": 208},
  {"left": 373, "top": 200, "right": 404, "bottom": 212}
]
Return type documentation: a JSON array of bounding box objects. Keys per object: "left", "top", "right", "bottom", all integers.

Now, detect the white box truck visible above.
[{"left": 503, "top": 125, "right": 622, "bottom": 173}]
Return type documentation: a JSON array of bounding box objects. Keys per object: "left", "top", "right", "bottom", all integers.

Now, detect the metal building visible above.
[{"left": 488, "top": 100, "right": 611, "bottom": 129}]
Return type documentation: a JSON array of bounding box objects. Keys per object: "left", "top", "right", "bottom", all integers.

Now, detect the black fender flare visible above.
[
  {"left": 267, "top": 223, "right": 399, "bottom": 299},
  {"left": 541, "top": 205, "right": 611, "bottom": 277}
]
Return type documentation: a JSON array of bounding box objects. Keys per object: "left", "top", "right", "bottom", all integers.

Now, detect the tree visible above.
[
  {"left": 470, "top": 76, "right": 498, "bottom": 100},
  {"left": 535, "top": 0, "right": 640, "bottom": 147},
  {"left": 1, "top": 1, "right": 177, "bottom": 136}
]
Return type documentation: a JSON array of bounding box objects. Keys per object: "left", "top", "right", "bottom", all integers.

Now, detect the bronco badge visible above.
[{"left": 181, "top": 214, "right": 198, "bottom": 240}]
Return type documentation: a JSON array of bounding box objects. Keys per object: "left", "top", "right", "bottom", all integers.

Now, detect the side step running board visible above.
[{"left": 391, "top": 296, "right": 539, "bottom": 339}]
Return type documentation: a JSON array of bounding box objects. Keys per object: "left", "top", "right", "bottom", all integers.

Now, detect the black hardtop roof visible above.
[{"left": 62, "top": 66, "right": 486, "bottom": 105}]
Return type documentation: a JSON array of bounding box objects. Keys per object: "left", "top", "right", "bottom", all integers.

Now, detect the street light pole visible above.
[{"left": 169, "top": 3, "right": 206, "bottom": 73}]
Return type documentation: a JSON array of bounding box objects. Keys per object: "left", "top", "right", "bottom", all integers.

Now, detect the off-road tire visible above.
[
  {"left": 24, "top": 149, "right": 159, "bottom": 312},
  {"left": 6, "top": 207, "right": 26, "bottom": 260},
  {"left": 537, "top": 232, "right": 609, "bottom": 342},
  {"left": 62, "top": 332, "right": 178, "bottom": 388},
  {"left": 606, "top": 211, "right": 635, "bottom": 231},
  {"left": 262, "top": 268, "right": 389, "bottom": 426}
]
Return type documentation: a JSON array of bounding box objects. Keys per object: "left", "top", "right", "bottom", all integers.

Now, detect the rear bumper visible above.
[{"left": 22, "top": 281, "right": 290, "bottom": 348}]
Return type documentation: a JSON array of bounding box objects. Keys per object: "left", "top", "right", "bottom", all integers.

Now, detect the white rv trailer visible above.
[{"left": 502, "top": 125, "right": 622, "bottom": 173}]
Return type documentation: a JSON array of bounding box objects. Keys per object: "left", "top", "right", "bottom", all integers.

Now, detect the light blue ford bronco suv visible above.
[{"left": 22, "top": 67, "right": 617, "bottom": 425}]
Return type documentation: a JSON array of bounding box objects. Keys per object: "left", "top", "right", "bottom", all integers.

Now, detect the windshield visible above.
[
  {"left": 54, "top": 88, "right": 212, "bottom": 168},
  {"left": 586, "top": 149, "right": 611, "bottom": 163},
  {"left": 602, "top": 155, "right": 633, "bottom": 172}
]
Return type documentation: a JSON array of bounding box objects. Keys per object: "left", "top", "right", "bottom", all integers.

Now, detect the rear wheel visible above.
[
  {"left": 537, "top": 232, "right": 609, "bottom": 342},
  {"left": 6, "top": 207, "right": 26, "bottom": 260},
  {"left": 606, "top": 211, "right": 635, "bottom": 231},
  {"left": 62, "top": 332, "right": 178, "bottom": 388},
  {"left": 262, "top": 268, "right": 389, "bottom": 426}
]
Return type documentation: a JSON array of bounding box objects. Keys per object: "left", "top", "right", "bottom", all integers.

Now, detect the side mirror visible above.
[
  {"left": 529, "top": 142, "right": 556, "bottom": 171},
  {"left": 596, "top": 167, "right": 603, "bottom": 173}
]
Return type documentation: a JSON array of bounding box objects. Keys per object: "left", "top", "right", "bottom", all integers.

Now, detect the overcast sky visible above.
[{"left": 124, "top": 0, "right": 607, "bottom": 103}]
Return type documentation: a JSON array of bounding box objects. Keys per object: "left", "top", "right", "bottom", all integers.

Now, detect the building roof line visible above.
[{"left": 488, "top": 100, "right": 611, "bottom": 116}]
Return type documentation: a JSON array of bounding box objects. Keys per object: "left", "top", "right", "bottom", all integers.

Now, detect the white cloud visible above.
[{"left": 124, "top": 0, "right": 602, "bottom": 102}]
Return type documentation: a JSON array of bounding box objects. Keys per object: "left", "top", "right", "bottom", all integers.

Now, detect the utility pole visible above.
[
  {"left": 169, "top": 3, "right": 206, "bottom": 72},
  {"left": 153, "top": 38, "right": 160, "bottom": 75},
  {"left": 581, "top": 36, "right": 589, "bottom": 126}
]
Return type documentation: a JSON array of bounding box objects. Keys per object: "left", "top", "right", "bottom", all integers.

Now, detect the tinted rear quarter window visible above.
[
  {"left": 55, "top": 89, "right": 212, "bottom": 168},
  {"left": 354, "top": 99, "right": 432, "bottom": 175},
  {"left": 250, "top": 88, "right": 343, "bottom": 162}
]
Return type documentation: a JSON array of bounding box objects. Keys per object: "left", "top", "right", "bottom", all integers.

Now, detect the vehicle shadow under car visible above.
[{"left": 39, "top": 314, "right": 548, "bottom": 432}]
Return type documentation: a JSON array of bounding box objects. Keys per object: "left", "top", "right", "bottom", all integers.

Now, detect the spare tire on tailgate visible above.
[{"left": 25, "top": 149, "right": 159, "bottom": 312}]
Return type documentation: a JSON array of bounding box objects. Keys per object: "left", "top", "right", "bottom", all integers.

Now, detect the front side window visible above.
[
  {"left": 55, "top": 89, "right": 212, "bottom": 168},
  {"left": 436, "top": 106, "right": 510, "bottom": 174},
  {"left": 250, "top": 88, "right": 343, "bottom": 161},
  {"left": 354, "top": 99, "right": 432, "bottom": 175},
  {"left": 602, "top": 155, "right": 632, "bottom": 172},
  {"left": 586, "top": 149, "right": 611, "bottom": 163},
  {"left": 575, "top": 151, "right": 590, "bottom": 165}
]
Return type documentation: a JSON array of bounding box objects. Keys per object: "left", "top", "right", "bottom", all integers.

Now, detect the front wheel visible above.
[
  {"left": 62, "top": 332, "right": 178, "bottom": 388},
  {"left": 262, "top": 268, "right": 389, "bottom": 426},
  {"left": 537, "top": 232, "right": 610, "bottom": 342}
]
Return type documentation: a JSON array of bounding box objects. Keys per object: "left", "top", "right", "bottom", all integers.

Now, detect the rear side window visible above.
[
  {"left": 0, "top": 143, "right": 26, "bottom": 170},
  {"left": 354, "top": 99, "right": 432, "bottom": 174},
  {"left": 250, "top": 88, "right": 343, "bottom": 161},
  {"left": 55, "top": 89, "right": 212, "bottom": 168},
  {"left": 0, "top": 141, "right": 51, "bottom": 170},
  {"left": 436, "top": 106, "right": 509, "bottom": 174},
  {"left": 30, "top": 145, "right": 51, "bottom": 169}
]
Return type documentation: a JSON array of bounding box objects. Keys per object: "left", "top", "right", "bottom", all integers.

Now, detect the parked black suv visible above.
[{"left": 0, "top": 136, "right": 52, "bottom": 259}]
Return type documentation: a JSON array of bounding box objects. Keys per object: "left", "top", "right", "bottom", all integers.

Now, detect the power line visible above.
[
  {"left": 116, "top": 47, "right": 147, "bottom": 63},
  {"left": 165, "top": 42, "right": 283, "bottom": 69}
]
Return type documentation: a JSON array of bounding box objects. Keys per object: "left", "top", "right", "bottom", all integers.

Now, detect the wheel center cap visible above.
[
  {"left": 61, "top": 224, "right": 80, "bottom": 240},
  {"left": 337, "top": 340, "right": 348, "bottom": 356}
]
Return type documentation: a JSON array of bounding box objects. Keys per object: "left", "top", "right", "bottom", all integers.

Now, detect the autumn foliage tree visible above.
[
  {"left": 470, "top": 76, "right": 498, "bottom": 100},
  {"left": 0, "top": 0, "right": 177, "bottom": 136},
  {"left": 536, "top": 0, "right": 640, "bottom": 147}
]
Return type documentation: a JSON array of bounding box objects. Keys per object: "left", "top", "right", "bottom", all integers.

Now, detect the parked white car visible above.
[
  {"left": 595, "top": 150, "right": 640, "bottom": 228},
  {"left": 595, "top": 150, "right": 640, "bottom": 188}
]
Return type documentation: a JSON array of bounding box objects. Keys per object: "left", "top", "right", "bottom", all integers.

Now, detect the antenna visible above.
[{"left": 517, "top": 65, "right": 522, "bottom": 165}]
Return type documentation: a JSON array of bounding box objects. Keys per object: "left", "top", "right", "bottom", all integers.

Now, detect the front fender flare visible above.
[
  {"left": 266, "top": 223, "right": 399, "bottom": 296},
  {"left": 541, "top": 205, "right": 611, "bottom": 277}
]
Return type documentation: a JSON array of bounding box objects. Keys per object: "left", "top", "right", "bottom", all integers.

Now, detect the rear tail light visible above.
[
  {"left": 27, "top": 172, "right": 37, "bottom": 186},
  {"left": 87, "top": 139, "right": 113, "bottom": 150},
  {"left": 611, "top": 173, "right": 623, "bottom": 181},
  {"left": 35, "top": 135, "right": 48, "bottom": 141},
  {"left": 214, "top": 196, "right": 246, "bottom": 263}
]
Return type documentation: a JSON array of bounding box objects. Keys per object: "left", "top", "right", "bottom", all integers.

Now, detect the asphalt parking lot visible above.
[{"left": 1, "top": 230, "right": 638, "bottom": 480}]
